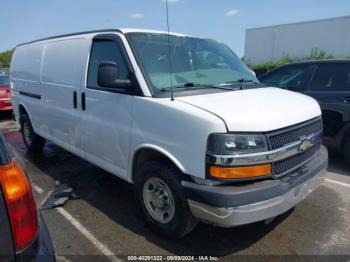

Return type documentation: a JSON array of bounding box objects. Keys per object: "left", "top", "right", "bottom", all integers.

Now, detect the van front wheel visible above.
[
  {"left": 20, "top": 114, "right": 45, "bottom": 153},
  {"left": 135, "top": 161, "right": 197, "bottom": 238}
]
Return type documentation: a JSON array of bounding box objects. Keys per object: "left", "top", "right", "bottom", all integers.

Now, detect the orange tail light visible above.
[{"left": 0, "top": 159, "right": 38, "bottom": 251}]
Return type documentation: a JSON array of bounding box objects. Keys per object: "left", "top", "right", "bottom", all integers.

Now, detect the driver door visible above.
[{"left": 80, "top": 34, "right": 134, "bottom": 179}]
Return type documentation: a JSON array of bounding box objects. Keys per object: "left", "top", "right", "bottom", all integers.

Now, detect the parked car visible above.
[
  {"left": 259, "top": 60, "right": 350, "bottom": 164},
  {"left": 0, "top": 133, "right": 55, "bottom": 261},
  {"left": 10, "top": 29, "right": 328, "bottom": 238},
  {"left": 0, "top": 75, "right": 13, "bottom": 112}
]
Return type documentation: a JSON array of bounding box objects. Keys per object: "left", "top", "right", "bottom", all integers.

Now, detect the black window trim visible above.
[{"left": 86, "top": 33, "right": 144, "bottom": 96}]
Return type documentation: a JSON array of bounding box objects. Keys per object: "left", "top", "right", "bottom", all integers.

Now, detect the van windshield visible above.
[{"left": 127, "top": 33, "right": 257, "bottom": 94}]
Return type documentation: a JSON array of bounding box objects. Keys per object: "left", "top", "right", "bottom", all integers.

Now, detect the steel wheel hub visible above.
[{"left": 143, "top": 177, "right": 175, "bottom": 224}]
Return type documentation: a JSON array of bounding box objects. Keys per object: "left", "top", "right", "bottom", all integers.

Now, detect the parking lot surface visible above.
[{"left": 0, "top": 114, "right": 349, "bottom": 261}]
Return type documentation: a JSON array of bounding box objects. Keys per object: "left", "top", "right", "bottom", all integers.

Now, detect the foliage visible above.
[
  {"left": 0, "top": 49, "right": 14, "bottom": 69},
  {"left": 247, "top": 48, "right": 336, "bottom": 77},
  {"left": 308, "top": 47, "right": 334, "bottom": 60}
]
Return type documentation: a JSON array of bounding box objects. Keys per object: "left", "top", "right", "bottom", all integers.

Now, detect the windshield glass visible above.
[
  {"left": 127, "top": 33, "right": 257, "bottom": 93},
  {"left": 0, "top": 76, "right": 9, "bottom": 85}
]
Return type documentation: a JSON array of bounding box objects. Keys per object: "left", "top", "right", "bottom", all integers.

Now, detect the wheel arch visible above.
[
  {"left": 17, "top": 102, "right": 40, "bottom": 135},
  {"left": 18, "top": 103, "right": 30, "bottom": 121},
  {"left": 128, "top": 144, "right": 187, "bottom": 183},
  {"left": 321, "top": 108, "right": 345, "bottom": 137}
]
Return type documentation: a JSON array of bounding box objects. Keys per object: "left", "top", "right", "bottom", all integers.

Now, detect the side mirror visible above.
[
  {"left": 97, "top": 62, "right": 131, "bottom": 89},
  {"left": 250, "top": 70, "right": 256, "bottom": 77}
]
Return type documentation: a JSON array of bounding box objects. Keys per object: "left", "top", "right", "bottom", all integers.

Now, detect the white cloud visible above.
[
  {"left": 161, "top": 0, "right": 181, "bottom": 3},
  {"left": 129, "top": 13, "right": 144, "bottom": 19},
  {"left": 225, "top": 9, "right": 239, "bottom": 17}
]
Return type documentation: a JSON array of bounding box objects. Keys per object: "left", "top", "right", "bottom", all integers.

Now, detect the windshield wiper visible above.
[
  {"left": 161, "top": 82, "right": 234, "bottom": 92},
  {"left": 220, "top": 79, "right": 265, "bottom": 90},
  {"left": 224, "top": 79, "right": 265, "bottom": 85}
]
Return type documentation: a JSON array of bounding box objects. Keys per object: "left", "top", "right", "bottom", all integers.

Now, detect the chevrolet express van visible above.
[{"left": 10, "top": 29, "right": 328, "bottom": 237}]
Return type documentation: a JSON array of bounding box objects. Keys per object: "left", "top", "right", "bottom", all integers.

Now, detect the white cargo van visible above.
[{"left": 10, "top": 29, "right": 328, "bottom": 237}]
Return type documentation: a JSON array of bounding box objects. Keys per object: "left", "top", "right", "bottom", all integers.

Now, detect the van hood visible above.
[{"left": 177, "top": 87, "right": 321, "bottom": 132}]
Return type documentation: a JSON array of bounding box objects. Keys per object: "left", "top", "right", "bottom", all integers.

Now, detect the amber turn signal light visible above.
[{"left": 209, "top": 164, "right": 272, "bottom": 179}]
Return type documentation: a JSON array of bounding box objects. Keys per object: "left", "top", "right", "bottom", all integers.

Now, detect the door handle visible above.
[
  {"left": 81, "top": 92, "right": 86, "bottom": 111},
  {"left": 344, "top": 96, "right": 350, "bottom": 103},
  {"left": 73, "top": 91, "right": 77, "bottom": 109}
]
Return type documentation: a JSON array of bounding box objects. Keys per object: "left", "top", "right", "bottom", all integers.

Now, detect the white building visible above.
[{"left": 244, "top": 15, "right": 350, "bottom": 65}]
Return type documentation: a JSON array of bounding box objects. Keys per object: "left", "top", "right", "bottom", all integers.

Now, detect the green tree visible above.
[{"left": 0, "top": 49, "right": 14, "bottom": 69}]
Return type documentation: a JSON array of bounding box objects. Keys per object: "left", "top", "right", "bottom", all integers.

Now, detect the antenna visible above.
[{"left": 165, "top": 0, "right": 174, "bottom": 101}]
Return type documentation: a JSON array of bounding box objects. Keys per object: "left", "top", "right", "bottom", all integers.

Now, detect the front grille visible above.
[
  {"left": 266, "top": 118, "right": 322, "bottom": 177},
  {"left": 268, "top": 119, "right": 322, "bottom": 150},
  {"left": 273, "top": 143, "right": 320, "bottom": 177}
]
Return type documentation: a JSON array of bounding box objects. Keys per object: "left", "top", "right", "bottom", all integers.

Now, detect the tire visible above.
[
  {"left": 20, "top": 114, "right": 45, "bottom": 153},
  {"left": 343, "top": 136, "right": 350, "bottom": 166},
  {"left": 135, "top": 160, "right": 197, "bottom": 238}
]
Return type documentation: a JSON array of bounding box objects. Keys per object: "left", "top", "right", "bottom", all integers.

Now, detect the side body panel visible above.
[
  {"left": 39, "top": 37, "right": 88, "bottom": 155},
  {"left": 10, "top": 44, "right": 44, "bottom": 131},
  {"left": 129, "top": 97, "right": 227, "bottom": 180},
  {"left": 10, "top": 37, "right": 91, "bottom": 158},
  {"left": 80, "top": 89, "right": 133, "bottom": 179}
]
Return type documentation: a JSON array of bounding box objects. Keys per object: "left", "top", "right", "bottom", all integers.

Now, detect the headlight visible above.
[{"left": 207, "top": 134, "right": 268, "bottom": 155}]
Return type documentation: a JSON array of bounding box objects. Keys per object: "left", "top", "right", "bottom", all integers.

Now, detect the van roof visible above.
[
  {"left": 120, "top": 28, "right": 187, "bottom": 36},
  {"left": 16, "top": 28, "right": 188, "bottom": 47}
]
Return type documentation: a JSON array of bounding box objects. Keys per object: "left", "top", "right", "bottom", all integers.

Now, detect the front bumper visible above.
[{"left": 182, "top": 145, "right": 328, "bottom": 227}]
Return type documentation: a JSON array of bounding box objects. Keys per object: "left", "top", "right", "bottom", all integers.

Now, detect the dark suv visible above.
[
  {"left": 0, "top": 134, "right": 55, "bottom": 261},
  {"left": 259, "top": 59, "right": 350, "bottom": 164}
]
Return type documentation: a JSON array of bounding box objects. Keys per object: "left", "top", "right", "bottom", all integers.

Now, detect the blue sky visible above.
[{"left": 0, "top": 0, "right": 349, "bottom": 56}]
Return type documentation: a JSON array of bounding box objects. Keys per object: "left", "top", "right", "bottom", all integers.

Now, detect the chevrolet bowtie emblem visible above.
[{"left": 298, "top": 139, "right": 312, "bottom": 152}]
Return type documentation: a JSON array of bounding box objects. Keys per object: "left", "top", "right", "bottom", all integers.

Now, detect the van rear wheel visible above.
[
  {"left": 135, "top": 161, "right": 197, "bottom": 238},
  {"left": 20, "top": 114, "right": 45, "bottom": 153}
]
